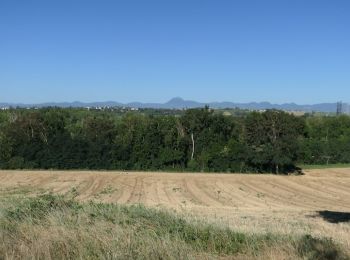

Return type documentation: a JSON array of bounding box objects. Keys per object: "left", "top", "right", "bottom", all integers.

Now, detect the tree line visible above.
[{"left": 0, "top": 107, "right": 349, "bottom": 174}]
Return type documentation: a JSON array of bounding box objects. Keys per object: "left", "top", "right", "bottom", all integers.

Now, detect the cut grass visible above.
[{"left": 0, "top": 194, "right": 348, "bottom": 259}]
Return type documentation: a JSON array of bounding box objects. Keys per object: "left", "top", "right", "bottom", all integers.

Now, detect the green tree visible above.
[{"left": 245, "top": 110, "right": 305, "bottom": 173}]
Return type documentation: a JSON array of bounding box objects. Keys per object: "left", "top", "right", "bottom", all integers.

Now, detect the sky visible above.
[{"left": 0, "top": 0, "right": 349, "bottom": 104}]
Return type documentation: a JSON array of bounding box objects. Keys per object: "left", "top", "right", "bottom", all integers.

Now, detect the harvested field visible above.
[{"left": 0, "top": 168, "right": 349, "bottom": 249}]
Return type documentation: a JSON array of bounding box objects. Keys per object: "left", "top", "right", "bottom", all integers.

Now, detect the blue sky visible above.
[{"left": 1, "top": 0, "right": 349, "bottom": 104}]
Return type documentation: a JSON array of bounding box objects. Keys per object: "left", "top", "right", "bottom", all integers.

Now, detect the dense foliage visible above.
[{"left": 0, "top": 107, "right": 349, "bottom": 173}]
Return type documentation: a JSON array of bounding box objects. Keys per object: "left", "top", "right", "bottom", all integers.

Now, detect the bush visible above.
[
  {"left": 7, "top": 156, "right": 25, "bottom": 169},
  {"left": 297, "top": 235, "right": 348, "bottom": 260}
]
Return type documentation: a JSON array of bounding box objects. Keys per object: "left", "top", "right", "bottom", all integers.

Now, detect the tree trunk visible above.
[
  {"left": 276, "top": 164, "right": 279, "bottom": 174},
  {"left": 191, "top": 133, "right": 195, "bottom": 160}
]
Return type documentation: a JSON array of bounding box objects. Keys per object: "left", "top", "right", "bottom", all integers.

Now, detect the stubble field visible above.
[{"left": 0, "top": 168, "right": 349, "bottom": 253}]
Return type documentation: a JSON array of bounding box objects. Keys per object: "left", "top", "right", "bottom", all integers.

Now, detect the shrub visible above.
[{"left": 297, "top": 235, "right": 348, "bottom": 260}]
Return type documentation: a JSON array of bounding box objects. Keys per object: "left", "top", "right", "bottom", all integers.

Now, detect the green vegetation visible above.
[
  {"left": 0, "top": 194, "right": 347, "bottom": 259},
  {"left": 298, "top": 163, "right": 350, "bottom": 170},
  {"left": 0, "top": 107, "right": 350, "bottom": 174}
]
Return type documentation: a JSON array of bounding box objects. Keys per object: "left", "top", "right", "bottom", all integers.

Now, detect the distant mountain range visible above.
[{"left": 0, "top": 97, "right": 344, "bottom": 113}]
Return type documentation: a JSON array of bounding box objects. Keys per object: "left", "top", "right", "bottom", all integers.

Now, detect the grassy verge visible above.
[
  {"left": 299, "top": 163, "right": 350, "bottom": 170},
  {"left": 0, "top": 194, "right": 348, "bottom": 260}
]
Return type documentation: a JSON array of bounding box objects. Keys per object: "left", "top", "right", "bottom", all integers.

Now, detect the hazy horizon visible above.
[
  {"left": 1, "top": 96, "right": 349, "bottom": 106},
  {"left": 0, "top": 97, "right": 347, "bottom": 107}
]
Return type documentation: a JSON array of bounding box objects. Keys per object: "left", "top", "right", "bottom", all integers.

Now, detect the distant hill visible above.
[{"left": 0, "top": 97, "right": 342, "bottom": 113}]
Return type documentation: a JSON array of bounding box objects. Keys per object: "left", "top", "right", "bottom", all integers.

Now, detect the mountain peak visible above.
[
  {"left": 166, "top": 97, "right": 185, "bottom": 104},
  {"left": 0, "top": 98, "right": 342, "bottom": 113}
]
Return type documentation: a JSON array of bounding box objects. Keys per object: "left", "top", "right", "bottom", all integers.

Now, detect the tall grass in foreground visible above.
[{"left": 0, "top": 194, "right": 348, "bottom": 260}]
